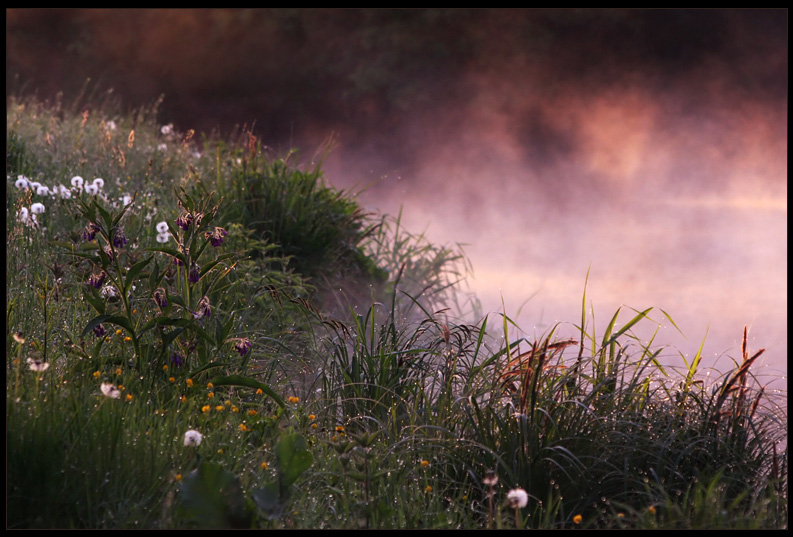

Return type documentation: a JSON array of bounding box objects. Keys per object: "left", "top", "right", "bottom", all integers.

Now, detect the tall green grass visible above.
[{"left": 6, "top": 92, "right": 786, "bottom": 529}]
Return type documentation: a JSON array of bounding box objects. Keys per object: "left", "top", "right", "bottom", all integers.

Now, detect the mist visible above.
[{"left": 7, "top": 8, "right": 787, "bottom": 389}]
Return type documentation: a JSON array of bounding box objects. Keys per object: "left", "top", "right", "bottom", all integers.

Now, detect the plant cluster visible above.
[{"left": 6, "top": 93, "right": 787, "bottom": 529}]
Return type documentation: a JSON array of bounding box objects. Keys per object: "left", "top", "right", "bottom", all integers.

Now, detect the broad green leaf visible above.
[{"left": 177, "top": 462, "right": 252, "bottom": 529}]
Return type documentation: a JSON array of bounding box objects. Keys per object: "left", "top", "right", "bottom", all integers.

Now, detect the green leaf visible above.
[
  {"left": 251, "top": 482, "right": 283, "bottom": 520},
  {"left": 82, "top": 286, "right": 106, "bottom": 315},
  {"left": 124, "top": 255, "right": 153, "bottom": 294},
  {"left": 207, "top": 374, "right": 286, "bottom": 408},
  {"left": 81, "top": 314, "right": 134, "bottom": 339},
  {"left": 275, "top": 433, "right": 314, "bottom": 488},
  {"left": 177, "top": 462, "right": 252, "bottom": 529}
]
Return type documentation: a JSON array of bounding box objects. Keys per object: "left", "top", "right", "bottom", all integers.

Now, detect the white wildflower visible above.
[
  {"left": 157, "top": 143, "right": 168, "bottom": 152},
  {"left": 156, "top": 221, "right": 169, "bottom": 233},
  {"left": 85, "top": 183, "right": 99, "bottom": 195},
  {"left": 29, "top": 181, "right": 42, "bottom": 190},
  {"left": 31, "top": 202, "right": 46, "bottom": 214},
  {"left": 156, "top": 233, "right": 170, "bottom": 244},
  {"left": 36, "top": 185, "right": 50, "bottom": 196},
  {"left": 100, "top": 285, "right": 118, "bottom": 299},
  {"left": 27, "top": 357, "right": 50, "bottom": 372},
  {"left": 105, "top": 120, "right": 117, "bottom": 131},
  {"left": 56, "top": 185, "right": 72, "bottom": 199},
  {"left": 101, "top": 382, "right": 121, "bottom": 399},
  {"left": 161, "top": 124, "right": 173, "bottom": 136},
  {"left": 507, "top": 488, "right": 528, "bottom": 509},
  {"left": 15, "top": 176, "right": 29, "bottom": 190},
  {"left": 184, "top": 429, "right": 202, "bottom": 447},
  {"left": 71, "top": 176, "right": 84, "bottom": 190},
  {"left": 93, "top": 178, "right": 105, "bottom": 190},
  {"left": 121, "top": 194, "right": 132, "bottom": 206}
]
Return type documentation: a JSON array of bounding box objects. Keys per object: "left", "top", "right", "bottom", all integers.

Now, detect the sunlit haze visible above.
[{"left": 7, "top": 8, "right": 786, "bottom": 390}]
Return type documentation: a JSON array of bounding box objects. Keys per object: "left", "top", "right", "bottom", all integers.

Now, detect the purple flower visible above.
[
  {"left": 93, "top": 323, "right": 106, "bottom": 338},
  {"left": 204, "top": 227, "right": 228, "bottom": 247},
  {"left": 193, "top": 295, "right": 211, "bottom": 320},
  {"left": 153, "top": 288, "right": 168, "bottom": 309},
  {"left": 170, "top": 352, "right": 184, "bottom": 368},
  {"left": 112, "top": 227, "right": 128, "bottom": 248},
  {"left": 175, "top": 211, "right": 193, "bottom": 231},
  {"left": 88, "top": 270, "right": 107, "bottom": 289},
  {"left": 188, "top": 262, "right": 200, "bottom": 283},
  {"left": 82, "top": 222, "right": 101, "bottom": 241},
  {"left": 234, "top": 338, "right": 252, "bottom": 356}
]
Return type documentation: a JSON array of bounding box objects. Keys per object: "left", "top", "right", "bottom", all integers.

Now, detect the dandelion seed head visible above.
[
  {"left": 56, "top": 185, "right": 72, "bottom": 199},
  {"left": 85, "top": 183, "right": 99, "bottom": 195},
  {"left": 27, "top": 357, "right": 50, "bottom": 372},
  {"left": 15, "top": 176, "right": 29, "bottom": 189},
  {"left": 483, "top": 470, "right": 499, "bottom": 486},
  {"left": 184, "top": 429, "right": 202, "bottom": 447},
  {"left": 71, "top": 176, "right": 84, "bottom": 189},
  {"left": 156, "top": 221, "right": 169, "bottom": 234},
  {"left": 101, "top": 382, "right": 121, "bottom": 399},
  {"left": 507, "top": 488, "right": 528, "bottom": 509},
  {"left": 93, "top": 178, "right": 105, "bottom": 189},
  {"left": 31, "top": 202, "right": 46, "bottom": 214}
]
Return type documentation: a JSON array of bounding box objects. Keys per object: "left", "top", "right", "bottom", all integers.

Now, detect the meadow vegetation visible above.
[{"left": 6, "top": 91, "right": 787, "bottom": 529}]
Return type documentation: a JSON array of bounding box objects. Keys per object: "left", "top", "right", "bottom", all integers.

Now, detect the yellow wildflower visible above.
[
  {"left": 256, "top": 388, "right": 263, "bottom": 395},
  {"left": 186, "top": 379, "right": 193, "bottom": 388},
  {"left": 288, "top": 396, "right": 300, "bottom": 404},
  {"left": 247, "top": 409, "right": 258, "bottom": 417},
  {"left": 169, "top": 377, "right": 175, "bottom": 383},
  {"left": 573, "top": 514, "right": 583, "bottom": 525},
  {"left": 421, "top": 460, "right": 430, "bottom": 467},
  {"left": 93, "top": 371, "right": 101, "bottom": 379},
  {"left": 207, "top": 392, "right": 215, "bottom": 399},
  {"left": 261, "top": 461, "right": 268, "bottom": 470},
  {"left": 207, "top": 382, "right": 214, "bottom": 389},
  {"left": 126, "top": 394, "right": 133, "bottom": 401},
  {"left": 215, "top": 405, "right": 225, "bottom": 412},
  {"left": 239, "top": 423, "right": 248, "bottom": 432},
  {"left": 175, "top": 474, "right": 183, "bottom": 482},
  {"left": 201, "top": 405, "right": 211, "bottom": 414}
]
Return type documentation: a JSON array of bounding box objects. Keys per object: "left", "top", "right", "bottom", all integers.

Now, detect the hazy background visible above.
[{"left": 7, "top": 9, "right": 787, "bottom": 389}]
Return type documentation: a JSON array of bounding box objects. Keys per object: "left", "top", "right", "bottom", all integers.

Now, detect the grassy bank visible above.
[{"left": 6, "top": 93, "right": 787, "bottom": 529}]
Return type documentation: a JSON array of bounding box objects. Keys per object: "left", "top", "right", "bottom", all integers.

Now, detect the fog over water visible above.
[{"left": 7, "top": 9, "right": 787, "bottom": 390}]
